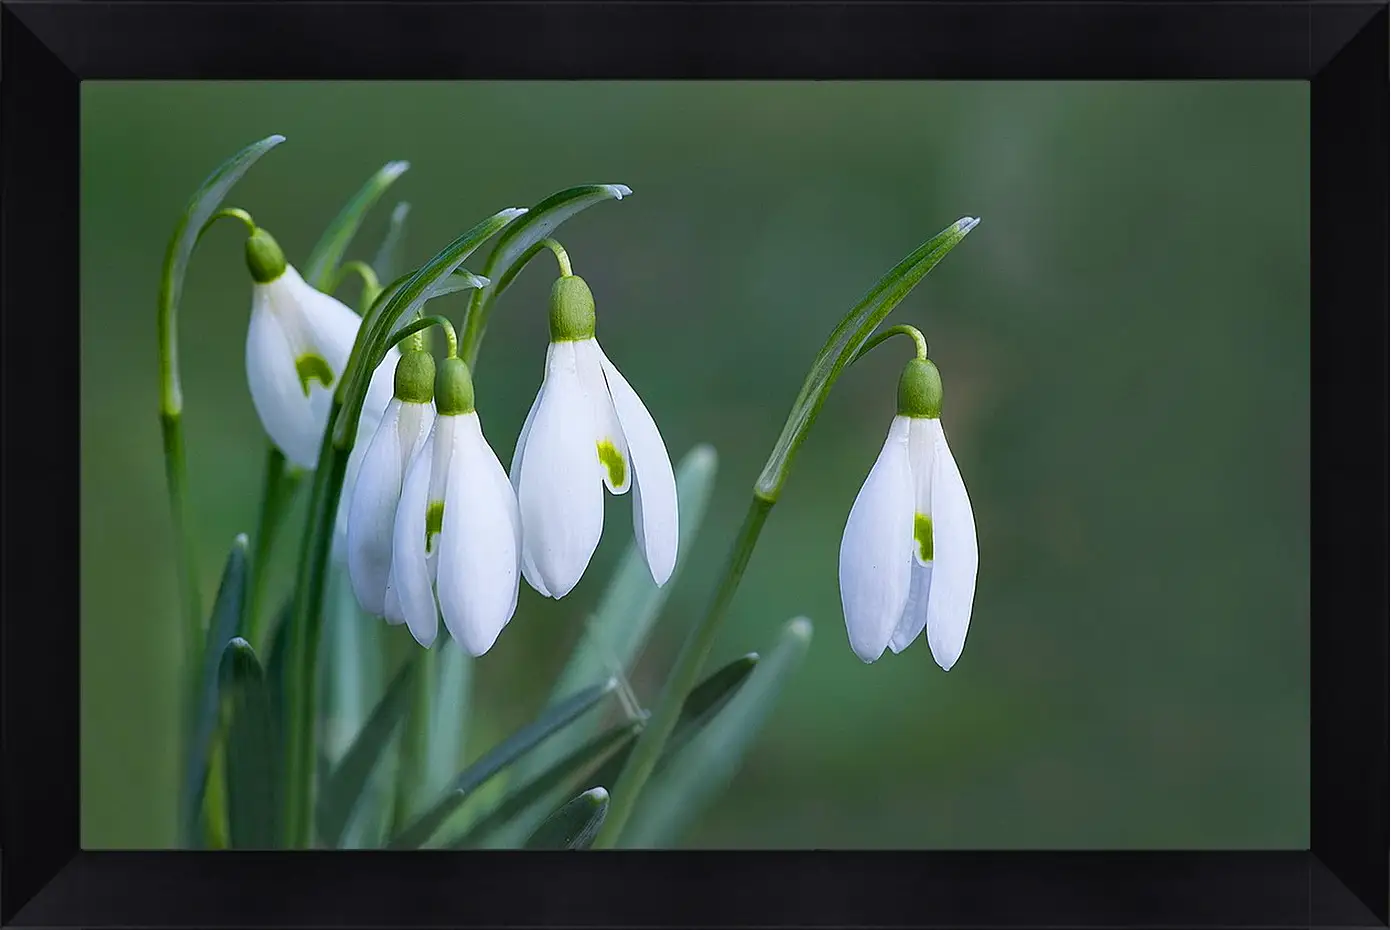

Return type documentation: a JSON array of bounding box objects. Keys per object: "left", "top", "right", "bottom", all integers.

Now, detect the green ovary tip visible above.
[
  {"left": 914, "top": 513, "right": 934, "bottom": 562},
  {"left": 597, "top": 440, "right": 627, "bottom": 489},
  {"left": 426, "top": 500, "right": 444, "bottom": 552},
  {"left": 295, "top": 354, "right": 335, "bottom": 397}
]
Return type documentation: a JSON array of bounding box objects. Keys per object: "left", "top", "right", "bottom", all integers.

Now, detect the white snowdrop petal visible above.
[
  {"left": 346, "top": 399, "right": 408, "bottom": 616},
  {"left": 596, "top": 344, "right": 678, "bottom": 586},
  {"left": 576, "top": 339, "right": 631, "bottom": 494},
  {"left": 838, "top": 416, "right": 915, "bottom": 663},
  {"left": 515, "top": 341, "right": 604, "bottom": 599},
  {"left": 245, "top": 298, "right": 322, "bottom": 469},
  {"left": 888, "top": 559, "right": 933, "bottom": 654},
  {"left": 436, "top": 413, "right": 522, "bottom": 657},
  {"left": 390, "top": 430, "right": 440, "bottom": 648},
  {"left": 923, "top": 421, "right": 979, "bottom": 671}
]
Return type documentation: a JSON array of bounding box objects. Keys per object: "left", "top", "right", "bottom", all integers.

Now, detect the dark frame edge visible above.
[
  {"left": 1309, "top": 4, "right": 1391, "bottom": 928},
  {"left": 0, "top": 4, "right": 84, "bottom": 924}
]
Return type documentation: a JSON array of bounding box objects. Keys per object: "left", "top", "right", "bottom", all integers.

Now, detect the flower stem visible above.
[
  {"left": 540, "top": 238, "right": 573, "bottom": 277},
  {"left": 851, "top": 323, "right": 928, "bottom": 365},
  {"left": 160, "top": 410, "right": 203, "bottom": 731},
  {"left": 281, "top": 420, "right": 350, "bottom": 848},
  {"left": 243, "top": 445, "right": 303, "bottom": 652},
  {"left": 595, "top": 493, "right": 775, "bottom": 847}
]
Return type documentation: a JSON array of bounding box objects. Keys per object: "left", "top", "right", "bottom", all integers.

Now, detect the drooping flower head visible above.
[
  {"left": 391, "top": 355, "right": 522, "bottom": 656},
  {"left": 510, "top": 273, "right": 679, "bottom": 600},
  {"left": 839, "top": 355, "right": 978, "bottom": 669},
  {"left": 346, "top": 346, "right": 437, "bottom": 623},
  {"left": 243, "top": 227, "right": 398, "bottom": 471}
]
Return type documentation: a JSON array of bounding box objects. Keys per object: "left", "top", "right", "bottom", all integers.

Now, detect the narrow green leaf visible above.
[
  {"left": 158, "top": 133, "right": 285, "bottom": 417},
  {"left": 589, "top": 653, "right": 759, "bottom": 793},
  {"left": 321, "top": 564, "right": 391, "bottom": 848},
  {"left": 179, "top": 535, "right": 249, "bottom": 848},
  {"left": 316, "top": 652, "right": 419, "bottom": 848},
  {"left": 526, "top": 788, "right": 610, "bottom": 850},
  {"left": 219, "top": 638, "right": 282, "bottom": 849},
  {"left": 620, "top": 618, "right": 813, "bottom": 848},
  {"left": 517, "top": 444, "right": 719, "bottom": 785},
  {"left": 304, "top": 161, "right": 410, "bottom": 291},
  {"left": 755, "top": 217, "right": 980, "bottom": 499},
  {"left": 449, "top": 721, "right": 639, "bottom": 849},
  {"left": 459, "top": 183, "right": 633, "bottom": 368},
  {"left": 331, "top": 207, "right": 524, "bottom": 445},
  {"left": 371, "top": 202, "right": 410, "bottom": 283},
  {"left": 494, "top": 653, "right": 757, "bottom": 848},
  {"left": 425, "top": 639, "right": 473, "bottom": 801},
  {"left": 387, "top": 679, "right": 618, "bottom": 849}
]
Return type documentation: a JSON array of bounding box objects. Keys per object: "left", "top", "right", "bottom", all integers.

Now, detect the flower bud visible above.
[
  {"left": 245, "top": 227, "right": 287, "bottom": 284},
  {"left": 548, "top": 275, "right": 596, "bottom": 342},
  {"left": 896, "top": 358, "right": 943, "bottom": 419},
  {"left": 393, "top": 349, "right": 436, "bottom": 404},
  {"left": 435, "top": 357, "right": 475, "bottom": 416}
]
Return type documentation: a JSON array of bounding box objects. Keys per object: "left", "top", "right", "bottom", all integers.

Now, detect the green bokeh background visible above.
[{"left": 81, "top": 81, "right": 1309, "bottom": 849}]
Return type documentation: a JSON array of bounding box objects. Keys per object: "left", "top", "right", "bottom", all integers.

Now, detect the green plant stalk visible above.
[
  {"left": 391, "top": 645, "right": 437, "bottom": 831},
  {"left": 160, "top": 413, "right": 204, "bottom": 709},
  {"left": 280, "top": 423, "right": 350, "bottom": 847},
  {"left": 244, "top": 445, "right": 301, "bottom": 651},
  {"left": 596, "top": 216, "right": 980, "bottom": 847},
  {"left": 280, "top": 207, "right": 525, "bottom": 848},
  {"left": 596, "top": 494, "right": 773, "bottom": 846}
]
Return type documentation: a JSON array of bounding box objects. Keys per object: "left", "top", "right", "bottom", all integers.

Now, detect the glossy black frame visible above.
[{"left": 2, "top": 1, "right": 1386, "bottom": 927}]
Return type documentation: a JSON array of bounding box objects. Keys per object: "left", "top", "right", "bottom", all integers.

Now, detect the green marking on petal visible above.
[
  {"left": 597, "top": 440, "right": 626, "bottom": 489},
  {"left": 914, "top": 513, "right": 934, "bottom": 562},
  {"left": 295, "top": 353, "right": 335, "bottom": 397},
  {"left": 426, "top": 500, "right": 444, "bottom": 553}
]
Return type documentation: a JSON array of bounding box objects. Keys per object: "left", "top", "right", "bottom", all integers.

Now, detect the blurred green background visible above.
[{"left": 81, "top": 82, "right": 1308, "bottom": 849}]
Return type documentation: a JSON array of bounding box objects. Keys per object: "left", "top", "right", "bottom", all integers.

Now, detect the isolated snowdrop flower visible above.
[
  {"left": 243, "top": 227, "right": 398, "bottom": 471},
  {"left": 345, "top": 348, "right": 437, "bottom": 622},
  {"left": 510, "top": 274, "right": 678, "bottom": 600},
  {"left": 391, "top": 356, "right": 521, "bottom": 655},
  {"left": 839, "top": 357, "right": 978, "bottom": 669}
]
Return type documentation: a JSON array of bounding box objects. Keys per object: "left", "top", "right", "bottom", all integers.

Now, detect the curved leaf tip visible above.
[{"left": 604, "top": 184, "right": 633, "bottom": 199}]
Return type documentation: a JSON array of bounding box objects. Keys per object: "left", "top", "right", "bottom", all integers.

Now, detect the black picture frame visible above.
[{"left": 3, "top": 2, "right": 1385, "bottom": 927}]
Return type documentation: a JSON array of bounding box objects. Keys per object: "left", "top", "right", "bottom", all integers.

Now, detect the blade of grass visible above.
[
  {"left": 219, "top": 638, "right": 282, "bottom": 849},
  {"left": 620, "top": 618, "right": 812, "bottom": 848},
  {"left": 525, "top": 788, "right": 610, "bottom": 850},
  {"left": 387, "top": 678, "right": 619, "bottom": 849}
]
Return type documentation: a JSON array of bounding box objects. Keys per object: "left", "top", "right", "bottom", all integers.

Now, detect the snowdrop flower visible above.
[
  {"left": 244, "top": 228, "right": 398, "bottom": 471},
  {"left": 345, "top": 347, "right": 437, "bottom": 623},
  {"left": 510, "top": 274, "right": 678, "bottom": 600},
  {"left": 839, "top": 356, "right": 978, "bottom": 669},
  {"left": 391, "top": 356, "right": 521, "bottom": 656}
]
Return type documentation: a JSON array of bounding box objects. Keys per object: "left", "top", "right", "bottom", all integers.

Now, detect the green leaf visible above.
[
  {"left": 425, "top": 639, "right": 473, "bottom": 801},
  {"left": 448, "top": 721, "right": 639, "bottom": 849},
  {"left": 303, "top": 160, "right": 410, "bottom": 291},
  {"left": 316, "top": 651, "right": 419, "bottom": 848},
  {"left": 372, "top": 202, "right": 411, "bottom": 283},
  {"left": 495, "top": 654, "right": 757, "bottom": 848},
  {"left": 589, "top": 653, "right": 759, "bottom": 793},
  {"left": 321, "top": 565, "right": 391, "bottom": 848},
  {"left": 387, "top": 678, "right": 618, "bottom": 849},
  {"left": 459, "top": 183, "right": 633, "bottom": 368},
  {"left": 620, "top": 618, "right": 813, "bottom": 848},
  {"left": 158, "top": 134, "right": 284, "bottom": 417},
  {"left": 219, "top": 638, "right": 282, "bottom": 848},
  {"left": 516, "top": 444, "right": 719, "bottom": 785},
  {"left": 755, "top": 217, "right": 980, "bottom": 498},
  {"left": 332, "top": 207, "right": 524, "bottom": 445},
  {"left": 525, "top": 788, "right": 610, "bottom": 850},
  {"left": 179, "top": 535, "right": 249, "bottom": 848}
]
